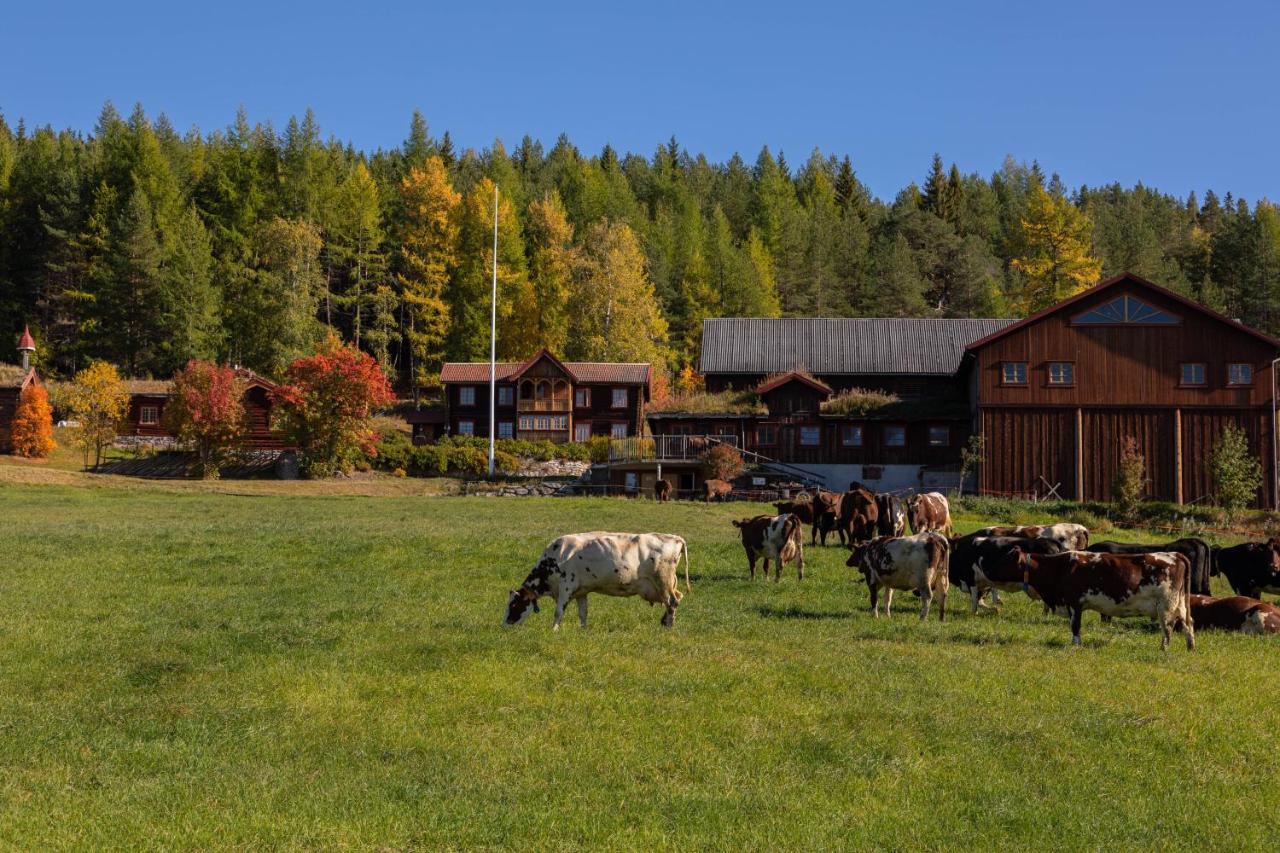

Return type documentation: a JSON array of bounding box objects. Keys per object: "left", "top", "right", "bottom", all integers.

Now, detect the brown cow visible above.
[
  {"left": 1189, "top": 594, "right": 1280, "bottom": 635},
  {"left": 838, "top": 487, "right": 879, "bottom": 544},
  {"left": 972, "top": 523, "right": 1089, "bottom": 551},
  {"left": 907, "top": 492, "right": 953, "bottom": 536},
  {"left": 1017, "top": 549, "right": 1194, "bottom": 650},
  {"left": 654, "top": 478, "right": 672, "bottom": 502},
  {"left": 809, "top": 488, "right": 846, "bottom": 546},
  {"left": 703, "top": 479, "right": 733, "bottom": 502},
  {"left": 732, "top": 513, "right": 805, "bottom": 581}
]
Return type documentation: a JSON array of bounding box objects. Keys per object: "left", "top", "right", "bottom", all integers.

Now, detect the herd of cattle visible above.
[{"left": 504, "top": 484, "right": 1280, "bottom": 648}]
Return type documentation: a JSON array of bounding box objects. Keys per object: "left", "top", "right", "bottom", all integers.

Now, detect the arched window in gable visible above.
[{"left": 1072, "top": 294, "right": 1179, "bottom": 325}]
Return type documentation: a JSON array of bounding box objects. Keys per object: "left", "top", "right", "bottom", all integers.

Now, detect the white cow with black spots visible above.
[{"left": 503, "top": 532, "right": 691, "bottom": 629}]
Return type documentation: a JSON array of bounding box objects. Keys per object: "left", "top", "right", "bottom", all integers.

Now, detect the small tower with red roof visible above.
[{"left": 16, "top": 326, "right": 35, "bottom": 371}]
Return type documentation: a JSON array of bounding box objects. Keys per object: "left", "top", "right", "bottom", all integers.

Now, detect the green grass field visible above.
[{"left": 1, "top": 482, "right": 1276, "bottom": 850}]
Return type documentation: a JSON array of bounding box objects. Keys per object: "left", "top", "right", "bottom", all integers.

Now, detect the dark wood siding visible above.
[{"left": 980, "top": 408, "right": 1077, "bottom": 499}]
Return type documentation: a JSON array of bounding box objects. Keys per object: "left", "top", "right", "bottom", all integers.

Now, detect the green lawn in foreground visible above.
[{"left": 0, "top": 486, "right": 1275, "bottom": 850}]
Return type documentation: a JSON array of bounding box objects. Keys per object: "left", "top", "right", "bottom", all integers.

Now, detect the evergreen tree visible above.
[
  {"left": 250, "top": 217, "right": 327, "bottom": 372},
  {"left": 524, "top": 190, "right": 575, "bottom": 353},
  {"left": 328, "top": 162, "right": 388, "bottom": 348}
]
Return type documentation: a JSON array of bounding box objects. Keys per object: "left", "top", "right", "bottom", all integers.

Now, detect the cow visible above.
[
  {"left": 846, "top": 533, "right": 951, "bottom": 620},
  {"left": 1189, "top": 594, "right": 1280, "bottom": 635},
  {"left": 971, "top": 523, "right": 1089, "bottom": 552},
  {"left": 503, "top": 532, "right": 691, "bottom": 630},
  {"left": 838, "top": 487, "right": 880, "bottom": 544},
  {"left": 875, "top": 493, "right": 907, "bottom": 537},
  {"left": 907, "top": 492, "right": 953, "bottom": 536},
  {"left": 1211, "top": 541, "right": 1280, "bottom": 599},
  {"left": 732, "top": 513, "right": 805, "bottom": 581},
  {"left": 702, "top": 479, "right": 733, "bottom": 502},
  {"left": 1015, "top": 549, "right": 1195, "bottom": 650},
  {"left": 948, "top": 535, "right": 1064, "bottom": 614},
  {"left": 809, "top": 489, "right": 846, "bottom": 546},
  {"left": 654, "top": 478, "right": 672, "bottom": 502},
  {"left": 1087, "top": 538, "right": 1211, "bottom": 595}
]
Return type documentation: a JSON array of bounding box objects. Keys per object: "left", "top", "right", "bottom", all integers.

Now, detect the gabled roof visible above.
[
  {"left": 756, "top": 370, "right": 833, "bottom": 396},
  {"left": 0, "top": 364, "right": 37, "bottom": 390},
  {"left": 124, "top": 367, "right": 279, "bottom": 398},
  {"left": 700, "top": 317, "right": 1018, "bottom": 376},
  {"left": 966, "top": 273, "right": 1280, "bottom": 351},
  {"left": 439, "top": 358, "right": 652, "bottom": 385}
]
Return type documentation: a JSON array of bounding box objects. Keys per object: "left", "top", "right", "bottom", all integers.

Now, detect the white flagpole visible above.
[{"left": 488, "top": 184, "right": 499, "bottom": 479}]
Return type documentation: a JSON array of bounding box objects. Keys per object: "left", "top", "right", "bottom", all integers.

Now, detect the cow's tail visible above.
[{"left": 681, "top": 537, "right": 692, "bottom": 594}]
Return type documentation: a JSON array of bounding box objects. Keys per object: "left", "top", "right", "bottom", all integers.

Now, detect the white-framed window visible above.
[
  {"left": 1048, "top": 362, "right": 1074, "bottom": 386},
  {"left": 611, "top": 388, "right": 628, "bottom": 408},
  {"left": 458, "top": 385, "right": 476, "bottom": 406},
  {"left": 841, "top": 424, "right": 863, "bottom": 447},
  {"left": 624, "top": 472, "right": 639, "bottom": 493},
  {"left": 884, "top": 425, "right": 906, "bottom": 447},
  {"left": 610, "top": 422, "right": 628, "bottom": 439},
  {"left": 799, "top": 426, "right": 821, "bottom": 447},
  {"left": 928, "top": 425, "right": 950, "bottom": 447},
  {"left": 1228, "top": 363, "right": 1253, "bottom": 386},
  {"left": 1001, "top": 362, "right": 1028, "bottom": 385},
  {"left": 498, "top": 421, "right": 514, "bottom": 439},
  {"left": 574, "top": 423, "right": 592, "bottom": 442},
  {"left": 575, "top": 388, "right": 591, "bottom": 408},
  {"left": 457, "top": 419, "right": 475, "bottom": 436},
  {"left": 496, "top": 386, "right": 514, "bottom": 406},
  {"left": 139, "top": 405, "right": 160, "bottom": 425},
  {"left": 1181, "top": 363, "right": 1206, "bottom": 386}
]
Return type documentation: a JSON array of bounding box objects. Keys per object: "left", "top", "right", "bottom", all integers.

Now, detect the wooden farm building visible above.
[
  {"left": 427, "top": 349, "right": 651, "bottom": 444},
  {"left": 120, "top": 368, "right": 287, "bottom": 448},
  {"left": 609, "top": 273, "right": 1279, "bottom": 507},
  {"left": 0, "top": 327, "right": 40, "bottom": 452}
]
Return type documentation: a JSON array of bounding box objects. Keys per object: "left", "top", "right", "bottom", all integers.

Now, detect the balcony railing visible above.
[
  {"left": 609, "top": 434, "right": 740, "bottom": 464},
  {"left": 517, "top": 399, "right": 571, "bottom": 413}
]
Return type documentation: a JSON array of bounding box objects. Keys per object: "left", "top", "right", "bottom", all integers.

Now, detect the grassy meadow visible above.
[{"left": 0, "top": 478, "right": 1277, "bottom": 850}]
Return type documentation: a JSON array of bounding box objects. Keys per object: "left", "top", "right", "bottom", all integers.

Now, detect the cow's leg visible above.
[
  {"left": 661, "top": 590, "right": 678, "bottom": 627},
  {"left": 577, "top": 596, "right": 589, "bottom": 629},
  {"left": 1183, "top": 604, "right": 1196, "bottom": 651},
  {"left": 884, "top": 588, "right": 894, "bottom": 617},
  {"left": 796, "top": 544, "right": 805, "bottom": 581},
  {"left": 936, "top": 576, "right": 948, "bottom": 622},
  {"left": 748, "top": 550, "right": 757, "bottom": 581},
  {"left": 918, "top": 584, "right": 932, "bottom": 621},
  {"left": 1070, "top": 607, "right": 1083, "bottom": 645},
  {"left": 553, "top": 588, "right": 572, "bottom": 631},
  {"left": 774, "top": 554, "right": 782, "bottom": 582},
  {"left": 971, "top": 585, "right": 982, "bottom": 615},
  {"left": 869, "top": 582, "right": 880, "bottom": 617}
]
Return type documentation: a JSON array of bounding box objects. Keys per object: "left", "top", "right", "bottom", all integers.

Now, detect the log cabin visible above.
[
  {"left": 0, "top": 327, "right": 40, "bottom": 452},
  {"left": 120, "top": 367, "right": 288, "bottom": 448}
]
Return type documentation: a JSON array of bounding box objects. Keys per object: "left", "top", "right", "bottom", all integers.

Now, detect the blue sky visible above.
[{"left": 3, "top": 0, "right": 1277, "bottom": 202}]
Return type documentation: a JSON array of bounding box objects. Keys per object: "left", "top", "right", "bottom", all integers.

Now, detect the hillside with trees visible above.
[{"left": 2, "top": 104, "right": 1278, "bottom": 385}]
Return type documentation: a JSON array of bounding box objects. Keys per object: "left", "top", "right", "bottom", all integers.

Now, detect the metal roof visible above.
[{"left": 699, "top": 317, "right": 1019, "bottom": 376}]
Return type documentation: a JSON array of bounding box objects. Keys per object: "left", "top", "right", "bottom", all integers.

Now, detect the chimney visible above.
[{"left": 16, "top": 325, "right": 35, "bottom": 371}]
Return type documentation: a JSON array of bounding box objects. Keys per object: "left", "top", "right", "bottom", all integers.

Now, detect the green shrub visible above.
[
  {"left": 820, "top": 387, "right": 901, "bottom": 416},
  {"left": 587, "top": 436, "right": 612, "bottom": 463},
  {"left": 1111, "top": 435, "right": 1145, "bottom": 521},
  {"left": 1211, "top": 424, "right": 1263, "bottom": 515}
]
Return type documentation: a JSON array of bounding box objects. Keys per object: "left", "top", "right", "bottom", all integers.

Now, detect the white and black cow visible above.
[
  {"left": 846, "top": 533, "right": 951, "bottom": 620},
  {"left": 1211, "top": 541, "right": 1280, "bottom": 600},
  {"left": 970, "top": 523, "right": 1089, "bottom": 552},
  {"left": 732, "top": 513, "right": 805, "bottom": 581},
  {"left": 875, "top": 493, "right": 907, "bottom": 537},
  {"left": 1016, "top": 548, "right": 1195, "bottom": 650},
  {"left": 948, "top": 534, "right": 1063, "bottom": 614},
  {"left": 504, "top": 532, "right": 690, "bottom": 630}
]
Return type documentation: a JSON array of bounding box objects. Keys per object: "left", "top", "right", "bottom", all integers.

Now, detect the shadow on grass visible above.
[{"left": 753, "top": 604, "right": 850, "bottom": 621}]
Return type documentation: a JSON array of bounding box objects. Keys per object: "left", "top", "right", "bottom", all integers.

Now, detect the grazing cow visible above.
[
  {"left": 1189, "top": 594, "right": 1280, "bottom": 635},
  {"left": 971, "top": 523, "right": 1089, "bottom": 552},
  {"left": 875, "top": 493, "right": 907, "bottom": 537},
  {"left": 654, "top": 478, "right": 672, "bottom": 502},
  {"left": 1016, "top": 549, "right": 1194, "bottom": 650},
  {"left": 907, "top": 492, "right": 953, "bottom": 536},
  {"left": 732, "top": 513, "right": 805, "bottom": 581},
  {"left": 948, "top": 535, "right": 1063, "bottom": 614},
  {"left": 1211, "top": 542, "right": 1280, "bottom": 599},
  {"left": 838, "top": 487, "right": 880, "bottom": 544},
  {"left": 504, "top": 532, "right": 691, "bottom": 630},
  {"left": 702, "top": 478, "right": 733, "bottom": 502},
  {"left": 1087, "top": 538, "right": 1211, "bottom": 595},
  {"left": 809, "top": 489, "right": 846, "bottom": 546},
  {"left": 846, "top": 533, "right": 951, "bottom": 620}
]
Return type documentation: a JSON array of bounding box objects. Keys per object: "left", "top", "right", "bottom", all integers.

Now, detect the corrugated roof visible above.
[
  {"left": 699, "top": 318, "right": 1019, "bottom": 376},
  {"left": 440, "top": 361, "right": 651, "bottom": 384}
]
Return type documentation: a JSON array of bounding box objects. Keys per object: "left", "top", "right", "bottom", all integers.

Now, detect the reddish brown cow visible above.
[
  {"left": 654, "top": 479, "right": 672, "bottom": 502},
  {"left": 1017, "top": 549, "right": 1195, "bottom": 650},
  {"left": 809, "top": 489, "right": 846, "bottom": 546},
  {"left": 907, "top": 492, "right": 953, "bottom": 536},
  {"left": 732, "top": 513, "right": 805, "bottom": 581},
  {"left": 1189, "top": 594, "right": 1280, "bottom": 635},
  {"left": 703, "top": 479, "right": 733, "bottom": 502},
  {"left": 838, "top": 487, "right": 879, "bottom": 544}
]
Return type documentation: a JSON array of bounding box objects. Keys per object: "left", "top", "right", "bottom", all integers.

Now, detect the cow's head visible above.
[
  {"left": 846, "top": 542, "right": 868, "bottom": 569},
  {"left": 504, "top": 587, "right": 541, "bottom": 626}
]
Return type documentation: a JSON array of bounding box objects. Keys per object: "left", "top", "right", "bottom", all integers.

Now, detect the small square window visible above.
[
  {"left": 575, "top": 388, "right": 591, "bottom": 408},
  {"left": 610, "top": 422, "right": 628, "bottom": 439},
  {"left": 496, "top": 386, "right": 514, "bottom": 406},
  {"left": 140, "top": 405, "right": 160, "bottom": 425},
  {"left": 799, "top": 426, "right": 821, "bottom": 447},
  {"left": 611, "top": 388, "right": 628, "bottom": 408},
  {"left": 1181, "top": 363, "right": 1206, "bottom": 386},
  {"left": 884, "top": 425, "right": 906, "bottom": 447},
  {"left": 574, "top": 423, "right": 592, "bottom": 442},
  {"left": 841, "top": 424, "right": 864, "bottom": 447},
  {"left": 458, "top": 386, "right": 476, "bottom": 406},
  {"left": 1002, "top": 362, "right": 1028, "bottom": 385},
  {"left": 1228, "top": 363, "right": 1253, "bottom": 386},
  {"left": 757, "top": 425, "right": 777, "bottom": 446},
  {"left": 928, "top": 425, "right": 950, "bottom": 447},
  {"left": 457, "top": 419, "right": 475, "bottom": 436},
  {"left": 1048, "top": 362, "right": 1074, "bottom": 386},
  {"left": 498, "top": 421, "right": 514, "bottom": 439}
]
